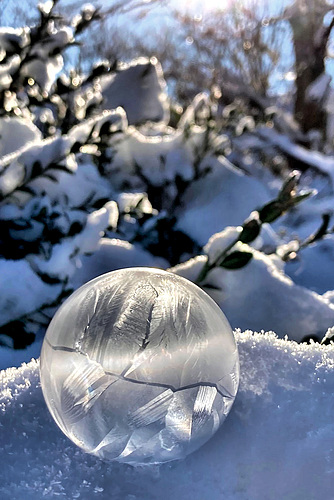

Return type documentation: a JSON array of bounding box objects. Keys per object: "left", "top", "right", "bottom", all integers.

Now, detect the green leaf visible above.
[
  {"left": 0, "top": 320, "right": 35, "bottom": 350},
  {"left": 36, "top": 270, "right": 63, "bottom": 285},
  {"left": 68, "top": 221, "right": 84, "bottom": 236},
  {"left": 239, "top": 219, "right": 261, "bottom": 243},
  {"left": 31, "top": 160, "right": 43, "bottom": 178},
  {"left": 11, "top": 218, "right": 32, "bottom": 230},
  {"left": 70, "top": 141, "right": 82, "bottom": 154},
  {"left": 289, "top": 190, "right": 314, "bottom": 206},
  {"left": 220, "top": 251, "right": 253, "bottom": 270},
  {"left": 258, "top": 201, "right": 283, "bottom": 223},
  {"left": 202, "top": 283, "right": 221, "bottom": 291},
  {"left": 278, "top": 170, "right": 300, "bottom": 202},
  {"left": 43, "top": 173, "right": 58, "bottom": 182}
]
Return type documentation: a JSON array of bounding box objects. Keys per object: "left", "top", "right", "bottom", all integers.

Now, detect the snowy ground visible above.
[{"left": 1, "top": 330, "right": 333, "bottom": 500}]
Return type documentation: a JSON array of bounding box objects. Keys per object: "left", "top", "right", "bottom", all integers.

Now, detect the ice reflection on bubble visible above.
[{"left": 40, "top": 267, "right": 239, "bottom": 465}]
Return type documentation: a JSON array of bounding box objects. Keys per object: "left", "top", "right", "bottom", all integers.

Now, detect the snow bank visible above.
[
  {"left": 172, "top": 229, "right": 334, "bottom": 342},
  {"left": 1, "top": 331, "right": 333, "bottom": 500},
  {"left": 100, "top": 58, "right": 169, "bottom": 126},
  {"left": 285, "top": 235, "right": 334, "bottom": 294},
  {"left": 0, "top": 117, "right": 41, "bottom": 157},
  {"left": 175, "top": 157, "right": 272, "bottom": 245},
  {"left": 71, "top": 238, "right": 169, "bottom": 289}
]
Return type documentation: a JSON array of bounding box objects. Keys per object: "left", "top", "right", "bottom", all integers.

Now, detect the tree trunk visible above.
[{"left": 287, "top": 1, "right": 334, "bottom": 136}]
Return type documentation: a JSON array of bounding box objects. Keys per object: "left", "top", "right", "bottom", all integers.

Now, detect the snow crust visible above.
[{"left": 1, "top": 331, "right": 333, "bottom": 500}]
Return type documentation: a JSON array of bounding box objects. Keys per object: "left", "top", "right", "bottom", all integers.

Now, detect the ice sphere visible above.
[{"left": 40, "top": 267, "right": 239, "bottom": 465}]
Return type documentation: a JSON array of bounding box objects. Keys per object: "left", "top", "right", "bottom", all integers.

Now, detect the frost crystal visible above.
[{"left": 40, "top": 268, "right": 239, "bottom": 465}]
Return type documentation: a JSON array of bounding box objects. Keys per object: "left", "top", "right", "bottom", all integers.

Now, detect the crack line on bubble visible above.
[{"left": 44, "top": 337, "right": 231, "bottom": 399}]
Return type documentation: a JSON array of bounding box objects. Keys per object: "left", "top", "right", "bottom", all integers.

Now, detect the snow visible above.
[
  {"left": 258, "top": 126, "right": 334, "bottom": 183},
  {"left": 104, "top": 121, "right": 195, "bottom": 195},
  {"left": 175, "top": 157, "right": 272, "bottom": 246},
  {"left": 285, "top": 235, "right": 334, "bottom": 294},
  {"left": 0, "top": 54, "right": 20, "bottom": 91},
  {"left": 0, "top": 135, "right": 70, "bottom": 198},
  {"left": 71, "top": 238, "right": 169, "bottom": 288},
  {"left": 0, "top": 258, "right": 63, "bottom": 328},
  {"left": 99, "top": 58, "right": 169, "bottom": 126},
  {"left": 171, "top": 228, "right": 334, "bottom": 342},
  {"left": 0, "top": 205, "right": 113, "bottom": 330},
  {"left": 0, "top": 110, "right": 126, "bottom": 200},
  {"left": 23, "top": 55, "right": 64, "bottom": 95},
  {"left": 1, "top": 331, "right": 333, "bottom": 500},
  {"left": 29, "top": 160, "right": 113, "bottom": 209},
  {"left": 0, "top": 27, "right": 30, "bottom": 52},
  {"left": 68, "top": 108, "right": 128, "bottom": 144},
  {"left": 0, "top": 117, "right": 41, "bottom": 157},
  {"left": 22, "top": 26, "right": 73, "bottom": 94}
]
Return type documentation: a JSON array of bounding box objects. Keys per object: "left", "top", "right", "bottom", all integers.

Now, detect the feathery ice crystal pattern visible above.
[{"left": 40, "top": 268, "right": 239, "bottom": 465}]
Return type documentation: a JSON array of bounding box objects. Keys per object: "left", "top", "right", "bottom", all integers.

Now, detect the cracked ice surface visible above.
[{"left": 40, "top": 268, "right": 239, "bottom": 465}]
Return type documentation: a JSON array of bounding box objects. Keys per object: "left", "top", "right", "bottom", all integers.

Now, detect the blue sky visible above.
[{"left": 1, "top": 0, "right": 334, "bottom": 97}]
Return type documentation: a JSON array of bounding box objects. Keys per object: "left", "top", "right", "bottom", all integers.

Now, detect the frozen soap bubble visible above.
[{"left": 40, "top": 267, "right": 239, "bottom": 465}]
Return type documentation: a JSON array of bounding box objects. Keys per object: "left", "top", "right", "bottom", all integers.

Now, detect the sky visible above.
[{"left": 1, "top": 0, "right": 334, "bottom": 97}]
